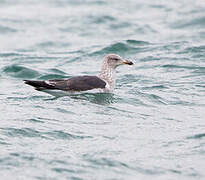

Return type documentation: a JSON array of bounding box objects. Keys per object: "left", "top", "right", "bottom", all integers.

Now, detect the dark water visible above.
[{"left": 1, "top": 0, "right": 205, "bottom": 179}]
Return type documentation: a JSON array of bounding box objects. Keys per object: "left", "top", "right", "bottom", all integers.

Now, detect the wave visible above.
[
  {"left": 2, "top": 64, "right": 41, "bottom": 79},
  {"left": 90, "top": 40, "right": 150, "bottom": 56},
  {"left": 187, "top": 133, "right": 205, "bottom": 139},
  {"left": 0, "top": 25, "right": 17, "bottom": 33},
  {"left": 1, "top": 127, "right": 92, "bottom": 140},
  {"left": 170, "top": 16, "right": 205, "bottom": 29}
]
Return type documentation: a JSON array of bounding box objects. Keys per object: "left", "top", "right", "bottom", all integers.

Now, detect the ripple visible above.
[
  {"left": 55, "top": 107, "right": 76, "bottom": 114},
  {"left": 142, "top": 85, "right": 168, "bottom": 90},
  {"left": 187, "top": 133, "right": 205, "bottom": 139},
  {"left": 44, "top": 130, "right": 92, "bottom": 140},
  {"left": 137, "top": 92, "right": 168, "bottom": 105},
  {"left": 182, "top": 45, "right": 205, "bottom": 53},
  {"left": 35, "top": 41, "right": 71, "bottom": 49},
  {"left": 0, "top": 52, "right": 24, "bottom": 57},
  {"left": 0, "top": 157, "right": 20, "bottom": 167},
  {"left": 68, "top": 93, "right": 115, "bottom": 105},
  {"left": 1, "top": 127, "right": 92, "bottom": 140},
  {"left": 2, "top": 64, "right": 41, "bottom": 79},
  {"left": 52, "top": 167, "right": 84, "bottom": 174},
  {"left": 1, "top": 128, "right": 43, "bottom": 138},
  {"left": 26, "top": 118, "right": 45, "bottom": 123},
  {"left": 83, "top": 156, "right": 164, "bottom": 175},
  {"left": 178, "top": 45, "right": 205, "bottom": 59},
  {"left": 84, "top": 156, "right": 129, "bottom": 169},
  {"left": 162, "top": 64, "right": 205, "bottom": 70},
  {"left": 0, "top": 140, "right": 10, "bottom": 145},
  {"left": 38, "top": 74, "right": 69, "bottom": 80},
  {"left": 0, "top": 25, "right": 17, "bottom": 33},
  {"left": 170, "top": 16, "right": 205, "bottom": 29},
  {"left": 102, "top": 42, "right": 133, "bottom": 53},
  {"left": 126, "top": 39, "right": 150, "bottom": 46},
  {"left": 87, "top": 15, "right": 116, "bottom": 24},
  {"left": 47, "top": 68, "right": 67, "bottom": 75},
  {"left": 92, "top": 42, "right": 143, "bottom": 56}
]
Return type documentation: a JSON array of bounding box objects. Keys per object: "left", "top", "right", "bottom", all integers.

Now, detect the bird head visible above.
[{"left": 104, "top": 54, "right": 133, "bottom": 69}]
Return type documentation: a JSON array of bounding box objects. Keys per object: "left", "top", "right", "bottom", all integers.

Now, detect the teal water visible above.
[{"left": 0, "top": 0, "right": 205, "bottom": 179}]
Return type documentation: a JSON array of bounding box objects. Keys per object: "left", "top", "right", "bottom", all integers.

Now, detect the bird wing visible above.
[{"left": 24, "top": 76, "right": 106, "bottom": 91}]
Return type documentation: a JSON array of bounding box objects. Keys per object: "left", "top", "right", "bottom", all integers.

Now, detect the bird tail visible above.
[{"left": 24, "top": 80, "right": 55, "bottom": 91}]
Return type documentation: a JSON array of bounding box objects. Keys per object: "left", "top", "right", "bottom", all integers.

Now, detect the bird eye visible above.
[{"left": 112, "top": 58, "right": 119, "bottom": 61}]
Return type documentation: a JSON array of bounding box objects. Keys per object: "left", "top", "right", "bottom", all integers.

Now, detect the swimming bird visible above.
[{"left": 24, "top": 54, "right": 133, "bottom": 96}]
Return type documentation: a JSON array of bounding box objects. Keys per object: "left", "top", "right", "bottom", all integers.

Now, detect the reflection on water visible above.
[
  {"left": 45, "top": 92, "right": 115, "bottom": 105},
  {"left": 70, "top": 93, "right": 115, "bottom": 105}
]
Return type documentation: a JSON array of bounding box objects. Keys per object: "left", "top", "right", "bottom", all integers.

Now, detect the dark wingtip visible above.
[
  {"left": 23, "top": 80, "right": 39, "bottom": 87},
  {"left": 24, "top": 80, "right": 32, "bottom": 85},
  {"left": 24, "top": 80, "right": 29, "bottom": 84}
]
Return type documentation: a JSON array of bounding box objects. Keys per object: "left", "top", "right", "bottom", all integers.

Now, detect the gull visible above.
[{"left": 24, "top": 54, "right": 133, "bottom": 96}]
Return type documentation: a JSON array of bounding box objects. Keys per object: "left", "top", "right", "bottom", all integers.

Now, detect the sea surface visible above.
[{"left": 0, "top": 0, "right": 205, "bottom": 179}]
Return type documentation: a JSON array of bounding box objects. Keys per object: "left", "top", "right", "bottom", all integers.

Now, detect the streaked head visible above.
[{"left": 104, "top": 54, "right": 133, "bottom": 69}]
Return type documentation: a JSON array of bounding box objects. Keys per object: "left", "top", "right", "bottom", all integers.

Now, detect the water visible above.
[{"left": 0, "top": 0, "right": 205, "bottom": 179}]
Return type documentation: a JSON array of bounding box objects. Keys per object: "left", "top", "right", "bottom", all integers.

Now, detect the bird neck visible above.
[{"left": 99, "top": 65, "right": 116, "bottom": 90}]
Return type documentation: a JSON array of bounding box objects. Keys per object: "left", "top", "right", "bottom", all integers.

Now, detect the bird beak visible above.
[{"left": 122, "top": 60, "right": 134, "bottom": 65}]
